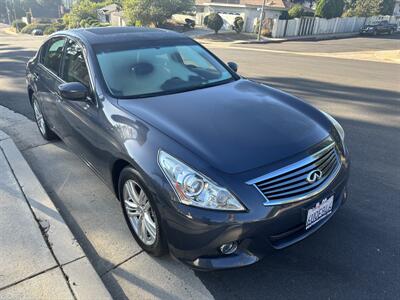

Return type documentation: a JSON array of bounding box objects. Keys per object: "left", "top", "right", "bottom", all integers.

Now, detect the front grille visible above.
[{"left": 250, "top": 142, "right": 341, "bottom": 205}]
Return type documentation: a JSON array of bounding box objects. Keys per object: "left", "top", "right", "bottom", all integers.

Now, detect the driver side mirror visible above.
[
  {"left": 58, "top": 82, "right": 88, "bottom": 101},
  {"left": 227, "top": 61, "right": 238, "bottom": 72}
]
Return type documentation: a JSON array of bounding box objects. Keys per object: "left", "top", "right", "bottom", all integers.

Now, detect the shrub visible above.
[
  {"left": 44, "top": 26, "right": 57, "bottom": 35},
  {"left": 21, "top": 23, "right": 50, "bottom": 34},
  {"left": 232, "top": 16, "right": 244, "bottom": 33},
  {"left": 315, "top": 0, "right": 344, "bottom": 19},
  {"left": 12, "top": 20, "right": 27, "bottom": 31},
  {"left": 203, "top": 15, "right": 209, "bottom": 26},
  {"left": 206, "top": 13, "right": 223, "bottom": 34},
  {"left": 288, "top": 4, "right": 304, "bottom": 19},
  {"left": 261, "top": 28, "right": 271, "bottom": 37}
]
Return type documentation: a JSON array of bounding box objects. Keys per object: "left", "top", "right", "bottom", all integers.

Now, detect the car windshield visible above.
[{"left": 94, "top": 40, "right": 235, "bottom": 98}]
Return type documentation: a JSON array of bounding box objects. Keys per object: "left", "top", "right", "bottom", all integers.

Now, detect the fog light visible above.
[{"left": 220, "top": 242, "right": 238, "bottom": 255}]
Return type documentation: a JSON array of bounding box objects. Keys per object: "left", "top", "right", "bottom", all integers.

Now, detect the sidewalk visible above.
[{"left": 0, "top": 130, "right": 111, "bottom": 299}]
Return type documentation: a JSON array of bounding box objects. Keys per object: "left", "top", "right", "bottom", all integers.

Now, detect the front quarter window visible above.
[
  {"left": 42, "top": 38, "right": 66, "bottom": 75},
  {"left": 61, "top": 39, "right": 90, "bottom": 88}
]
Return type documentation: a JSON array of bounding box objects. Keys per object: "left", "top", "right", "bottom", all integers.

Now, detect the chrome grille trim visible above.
[{"left": 247, "top": 142, "right": 342, "bottom": 206}]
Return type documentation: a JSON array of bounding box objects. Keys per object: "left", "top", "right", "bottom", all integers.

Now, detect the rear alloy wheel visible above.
[
  {"left": 119, "top": 167, "right": 167, "bottom": 256},
  {"left": 32, "top": 96, "right": 57, "bottom": 140}
]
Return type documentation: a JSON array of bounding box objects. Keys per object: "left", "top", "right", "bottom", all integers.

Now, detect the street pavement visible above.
[{"left": 0, "top": 27, "right": 399, "bottom": 299}]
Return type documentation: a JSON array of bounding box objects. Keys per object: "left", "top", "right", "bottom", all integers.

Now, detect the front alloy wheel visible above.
[
  {"left": 119, "top": 166, "right": 167, "bottom": 256},
  {"left": 123, "top": 179, "right": 157, "bottom": 246}
]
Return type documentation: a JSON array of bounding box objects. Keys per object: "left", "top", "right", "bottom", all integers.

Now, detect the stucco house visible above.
[
  {"left": 195, "top": 0, "right": 290, "bottom": 32},
  {"left": 97, "top": 3, "right": 126, "bottom": 26}
]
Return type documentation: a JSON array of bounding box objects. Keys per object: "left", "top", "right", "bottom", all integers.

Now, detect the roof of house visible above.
[
  {"left": 195, "top": 0, "right": 286, "bottom": 9},
  {"left": 196, "top": 0, "right": 314, "bottom": 11},
  {"left": 98, "top": 4, "right": 121, "bottom": 13}
]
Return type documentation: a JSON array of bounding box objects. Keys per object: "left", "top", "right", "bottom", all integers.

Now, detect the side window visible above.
[
  {"left": 42, "top": 38, "right": 65, "bottom": 75},
  {"left": 61, "top": 39, "right": 90, "bottom": 88}
]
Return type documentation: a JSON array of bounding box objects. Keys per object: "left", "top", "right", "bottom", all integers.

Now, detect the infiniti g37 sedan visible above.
[{"left": 26, "top": 27, "right": 350, "bottom": 270}]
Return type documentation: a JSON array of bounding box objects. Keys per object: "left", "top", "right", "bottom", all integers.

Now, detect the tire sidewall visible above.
[
  {"left": 32, "top": 94, "right": 55, "bottom": 140},
  {"left": 118, "top": 166, "right": 167, "bottom": 256}
]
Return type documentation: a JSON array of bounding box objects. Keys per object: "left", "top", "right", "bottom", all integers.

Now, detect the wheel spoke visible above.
[
  {"left": 130, "top": 181, "right": 142, "bottom": 203},
  {"left": 138, "top": 189, "right": 147, "bottom": 205},
  {"left": 124, "top": 199, "right": 138, "bottom": 210},
  {"left": 144, "top": 213, "right": 156, "bottom": 240},
  {"left": 138, "top": 215, "right": 147, "bottom": 241}
]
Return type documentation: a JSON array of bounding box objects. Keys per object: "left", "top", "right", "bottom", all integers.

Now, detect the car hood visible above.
[{"left": 117, "top": 80, "right": 330, "bottom": 174}]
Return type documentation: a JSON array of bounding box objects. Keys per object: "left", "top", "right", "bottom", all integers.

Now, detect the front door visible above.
[
  {"left": 36, "top": 37, "right": 66, "bottom": 135},
  {"left": 56, "top": 38, "right": 113, "bottom": 175}
]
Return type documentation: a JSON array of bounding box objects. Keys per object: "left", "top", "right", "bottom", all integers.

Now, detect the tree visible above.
[
  {"left": 380, "top": 0, "right": 395, "bottom": 15},
  {"left": 123, "top": 0, "right": 194, "bottom": 27},
  {"left": 63, "top": 0, "right": 113, "bottom": 28},
  {"left": 315, "top": 0, "right": 344, "bottom": 18},
  {"left": 206, "top": 13, "right": 223, "bottom": 34},
  {"left": 288, "top": 4, "right": 305, "bottom": 18},
  {"left": 343, "top": 0, "right": 394, "bottom": 17}
]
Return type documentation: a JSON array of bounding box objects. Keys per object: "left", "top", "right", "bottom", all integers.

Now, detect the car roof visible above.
[{"left": 56, "top": 26, "right": 188, "bottom": 45}]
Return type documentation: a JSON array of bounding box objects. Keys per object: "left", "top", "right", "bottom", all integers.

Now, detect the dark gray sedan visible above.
[{"left": 26, "top": 27, "right": 350, "bottom": 270}]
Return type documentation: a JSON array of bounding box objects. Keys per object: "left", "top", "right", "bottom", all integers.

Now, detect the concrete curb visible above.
[{"left": 0, "top": 130, "right": 112, "bottom": 300}]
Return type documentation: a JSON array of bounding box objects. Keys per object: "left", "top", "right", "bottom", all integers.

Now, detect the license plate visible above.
[{"left": 306, "top": 196, "right": 334, "bottom": 230}]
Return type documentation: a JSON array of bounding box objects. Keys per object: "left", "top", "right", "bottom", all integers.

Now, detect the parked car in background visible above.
[
  {"left": 360, "top": 20, "right": 397, "bottom": 35},
  {"left": 32, "top": 29, "right": 43, "bottom": 36},
  {"left": 26, "top": 27, "right": 350, "bottom": 270}
]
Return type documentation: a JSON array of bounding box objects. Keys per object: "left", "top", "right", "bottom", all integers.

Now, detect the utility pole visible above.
[
  {"left": 12, "top": 0, "right": 19, "bottom": 32},
  {"left": 5, "top": 0, "right": 12, "bottom": 25},
  {"left": 257, "top": 0, "right": 267, "bottom": 41}
]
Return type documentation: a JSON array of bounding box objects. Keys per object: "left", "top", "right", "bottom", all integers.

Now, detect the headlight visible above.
[
  {"left": 158, "top": 150, "right": 245, "bottom": 211},
  {"left": 322, "top": 111, "right": 345, "bottom": 144}
]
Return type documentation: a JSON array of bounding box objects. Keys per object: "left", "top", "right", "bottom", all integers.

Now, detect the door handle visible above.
[{"left": 32, "top": 72, "right": 39, "bottom": 80}]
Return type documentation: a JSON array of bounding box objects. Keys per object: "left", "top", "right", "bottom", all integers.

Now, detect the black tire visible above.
[
  {"left": 118, "top": 166, "right": 167, "bottom": 256},
  {"left": 32, "top": 95, "right": 57, "bottom": 141}
]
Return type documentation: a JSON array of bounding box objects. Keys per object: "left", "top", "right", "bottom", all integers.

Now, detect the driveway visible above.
[{"left": 0, "top": 28, "right": 399, "bottom": 299}]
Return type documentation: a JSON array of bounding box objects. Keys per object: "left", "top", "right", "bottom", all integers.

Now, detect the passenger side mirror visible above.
[
  {"left": 58, "top": 82, "right": 88, "bottom": 101},
  {"left": 227, "top": 62, "right": 238, "bottom": 72}
]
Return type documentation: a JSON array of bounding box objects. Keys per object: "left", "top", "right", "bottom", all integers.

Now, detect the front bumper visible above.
[{"left": 160, "top": 157, "right": 350, "bottom": 271}]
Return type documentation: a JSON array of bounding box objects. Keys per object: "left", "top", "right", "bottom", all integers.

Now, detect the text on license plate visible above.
[{"left": 306, "top": 196, "right": 334, "bottom": 230}]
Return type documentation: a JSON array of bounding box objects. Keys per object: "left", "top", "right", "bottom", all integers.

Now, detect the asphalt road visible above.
[{"left": 0, "top": 27, "right": 399, "bottom": 299}]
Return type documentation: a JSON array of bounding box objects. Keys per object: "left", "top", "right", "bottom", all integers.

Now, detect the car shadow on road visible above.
[{"left": 255, "top": 76, "right": 400, "bottom": 115}]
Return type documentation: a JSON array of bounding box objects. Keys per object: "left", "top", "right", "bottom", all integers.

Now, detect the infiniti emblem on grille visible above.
[{"left": 307, "top": 169, "right": 323, "bottom": 184}]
